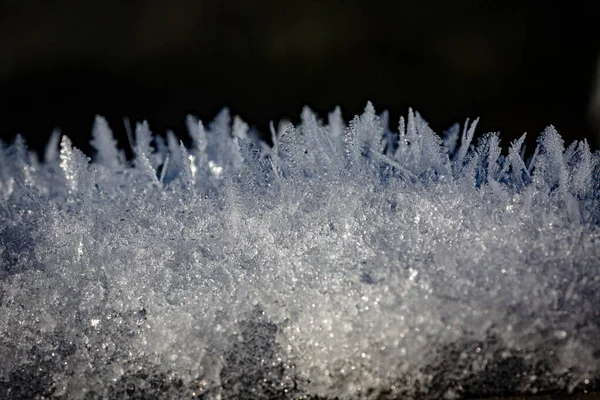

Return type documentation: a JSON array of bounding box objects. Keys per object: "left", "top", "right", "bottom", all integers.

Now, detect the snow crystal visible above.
[{"left": 0, "top": 103, "right": 599, "bottom": 399}]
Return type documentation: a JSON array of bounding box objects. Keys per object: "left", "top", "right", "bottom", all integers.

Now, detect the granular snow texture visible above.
[{"left": 1, "top": 104, "right": 599, "bottom": 399}]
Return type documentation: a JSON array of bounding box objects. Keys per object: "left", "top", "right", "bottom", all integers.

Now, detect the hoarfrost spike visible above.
[
  {"left": 45, "top": 129, "right": 61, "bottom": 163},
  {"left": 91, "top": 115, "right": 120, "bottom": 169}
]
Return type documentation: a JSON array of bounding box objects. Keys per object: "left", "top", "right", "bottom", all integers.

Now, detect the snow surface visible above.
[{"left": 0, "top": 103, "right": 599, "bottom": 399}]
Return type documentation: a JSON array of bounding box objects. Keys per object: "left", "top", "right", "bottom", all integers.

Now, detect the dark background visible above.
[{"left": 1, "top": 0, "right": 599, "bottom": 156}]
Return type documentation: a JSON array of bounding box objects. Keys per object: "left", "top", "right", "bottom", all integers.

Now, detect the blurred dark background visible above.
[{"left": 1, "top": 0, "right": 599, "bottom": 156}]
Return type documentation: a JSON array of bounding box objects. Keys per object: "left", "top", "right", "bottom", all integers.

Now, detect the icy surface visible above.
[{"left": 0, "top": 104, "right": 599, "bottom": 399}]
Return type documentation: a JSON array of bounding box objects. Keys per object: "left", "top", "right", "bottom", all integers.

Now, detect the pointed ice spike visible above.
[
  {"left": 300, "top": 106, "right": 324, "bottom": 167},
  {"left": 179, "top": 141, "right": 194, "bottom": 189},
  {"left": 394, "top": 115, "right": 409, "bottom": 162},
  {"left": 419, "top": 123, "right": 446, "bottom": 175},
  {"left": 358, "top": 102, "right": 384, "bottom": 154},
  {"left": 301, "top": 106, "right": 318, "bottom": 134},
  {"left": 7, "top": 135, "right": 34, "bottom": 185},
  {"left": 327, "top": 106, "right": 345, "bottom": 141},
  {"left": 187, "top": 116, "right": 208, "bottom": 154},
  {"left": 136, "top": 151, "right": 160, "bottom": 187},
  {"left": 455, "top": 117, "right": 479, "bottom": 164},
  {"left": 342, "top": 102, "right": 381, "bottom": 167},
  {"left": 232, "top": 115, "right": 249, "bottom": 140},
  {"left": 165, "top": 130, "right": 188, "bottom": 182},
  {"left": 134, "top": 121, "right": 153, "bottom": 158},
  {"left": 230, "top": 136, "right": 246, "bottom": 172},
  {"left": 269, "top": 121, "right": 278, "bottom": 154},
  {"left": 60, "top": 135, "right": 91, "bottom": 193},
  {"left": 343, "top": 116, "right": 361, "bottom": 168},
  {"left": 267, "top": 120, "right": 283, "bottom": 178},
  {"left": 534, "top": 125, "right": 568, "bottom": 194},
  {"left": 59, "top": 135, "right": 75, "bottom": 189},
  {"left": 398, "top": 115, "right": 406, "bottom": 137},
  {"left": 123, "top": 117, "right": 135, "bottom": 155},
  {"left": 207, "top": 108, "right": 232, "bottom": 167},
  {"left": 90, "top": 116, "right": 120, "bottom": 169},
  {"left": 564, "top": 140, "right": 578, "bottom": 164},
  {"left": 380, "top": 110, "right": 389, "bottom": 129},
  {"left": 507, "top": 133, "right": 529, "bottom": 187},
  {"left": 406, "top": 108, "right": 417, "bottom": 142},
  {"left": 460, "top": 152, "right": 480, "bottom": 188},
  {"left": 278, "top": 123, "right": 305, "bottom": 177},
  {"left": 186, "top": 117, "right": 208, "bottom": 170},
  {"left": 159, "top": 155, "right": 169, "bottom": 185},
  {"left": 442, "top": 123, "right": 460, "bottom": 156},
  {"left": 186, "top": 115, "right": 199, "bottom": 141},
  {"left": 380, "top": 110, "right": 396, "bottom": 157},
  {"left": 210, "top": 107, "right": 232, "bottom": 138},
  {"left": 402, "top": 109, "right": 419, "bottom": 167},
  {"left": 486, "top": 133, "right": 501, "bottom": 183},
  {"left": 572, "top": 139, "right": 593, "bottom": 197},
  {"left": 0, "top": 139, "right": 13, "bottom": 194},
  {"left": 0, "top": 139, "right": 8, "bottom": 184},
  {"left": 45, "top": 129, "right": 61, "bottom": 163},
  {"left": 196, "top": 120, "right": 208, "bottom": 155},
  {"left": 10, "top": 135, "right": 28, "bottom": 165},
  {"left": 167, "top": 130, "right": 180, "bottom": 161}
]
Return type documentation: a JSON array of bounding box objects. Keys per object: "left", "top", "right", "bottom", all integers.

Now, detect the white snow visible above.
[{"left": 0, "top": 103, "right": 599, "bottom": 399}]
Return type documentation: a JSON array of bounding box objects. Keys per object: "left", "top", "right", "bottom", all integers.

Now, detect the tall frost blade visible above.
[
  {"left": 570, "top": 139, "right": 594, "bottom": 197},
  {"left": 137, "top": 150, "right": 160, "bottom": 188},
  {"left": 485, "top": 133, "right": 501, "bottom": 183},
  {"left": 454, "top": 117, "right": 479, "bottom": 165},
  {"left": 1, "top": 104, "right": 599, "bottom": 400},
  {"left": 208, "top": 107, "right": 232, "bottom": 169},
  {"left": 60, "top": 135, "right": 93, "bottom": 197},
  {"left": 186, "top": 115, "right": 208, "bottom": 166},
  {"left": 230, "top": 116, "right": 247, "bottom": 171},
  {"left": 0, "top": 140, "right": 10, "bottom": 196},
  {"left": 442, "top": 123, "right": 460, "bottom": 156},
  {"left": 357, "top": 102, "right": 384, "bottom": 156},
  {"left": 91, "top": 115, "right": 120, "bottom": 169},
  {"left": 278, "top": 123, "right": 305, "bottom": 179},
  {"left": 4, "top": 135, "right": 34, "bottom": 185},
  {"left": 327, "top": 106, "right": 345, "bottom": 153},
  {"left": 415, "top": 113, "right": 448, "bottom": 177},
  {"left": 44, "top": 129, "right": 61, "bottom": 163},
  {"left": 178, "top": 141, "right": 194, "bottom": 189},
  {"left": 134, "top": 121, "right": 153, "bottom": 157},
  {"left": 507, "top": 133, "right": 529, "bottom": 189},
  {"left": 299, "top": 106, "right": 334, "bottom": 174},
  {"left": 532, "top": 125, "right": 568, "bottom": 195}
]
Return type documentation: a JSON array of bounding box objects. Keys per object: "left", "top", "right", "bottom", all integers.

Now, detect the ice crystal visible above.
[{"left": 0, "top": 103, "right": 599, "bottom": 399}]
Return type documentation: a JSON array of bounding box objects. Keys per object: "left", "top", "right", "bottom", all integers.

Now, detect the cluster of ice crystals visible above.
[{"left": 1, "top": 103, "right": 599, "bottom": 399}]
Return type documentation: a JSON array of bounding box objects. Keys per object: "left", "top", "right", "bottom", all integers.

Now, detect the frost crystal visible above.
[{"left": 1, "top": 103, "right": 599, "bottom": 399}]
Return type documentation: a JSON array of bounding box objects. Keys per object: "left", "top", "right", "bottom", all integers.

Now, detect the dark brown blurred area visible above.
[{"left": 0, "top": 0, "right": 599, "bottom": 155}]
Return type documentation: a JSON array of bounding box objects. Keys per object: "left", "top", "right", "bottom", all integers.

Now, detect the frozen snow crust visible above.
[{"left": 1, "top": 103, "right": 599, "bottom": 399}]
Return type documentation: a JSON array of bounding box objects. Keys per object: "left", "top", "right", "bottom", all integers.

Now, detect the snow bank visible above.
[{"left": 1, "top": 104, "right": 599, "bottom": 399}]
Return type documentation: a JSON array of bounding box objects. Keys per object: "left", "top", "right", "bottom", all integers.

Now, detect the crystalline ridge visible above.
[{"left": 0, "top": 103, "right": 599, "bottom": 399}]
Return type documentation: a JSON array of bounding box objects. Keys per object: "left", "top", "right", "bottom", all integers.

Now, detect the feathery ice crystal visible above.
[{"left": 1, "top": 103, "right": 599, "bottom": 399}]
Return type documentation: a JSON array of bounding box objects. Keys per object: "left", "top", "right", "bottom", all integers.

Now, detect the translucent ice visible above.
[{"left": 0, "top": 104, "right": 599, "bottom": 399}]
